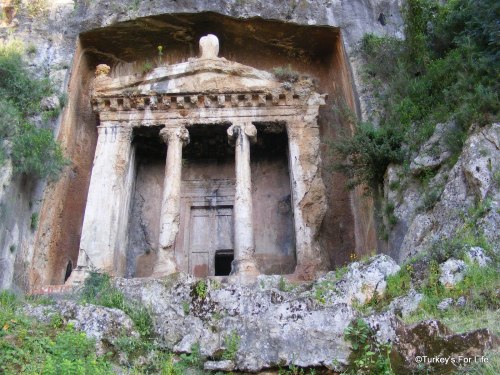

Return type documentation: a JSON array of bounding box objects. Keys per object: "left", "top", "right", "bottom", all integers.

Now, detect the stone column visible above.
[
  {"left": 287, "top": 119, "right": 327, "bottom": 279},
  {"left": 69, "top": 123, "right": 135, "bottom": 284},
  {"left": 153, "top": 125, "right": 190, "bottom": 276},
  {"left": 227, "top": 123, "right": 259, "bottom": 275}
]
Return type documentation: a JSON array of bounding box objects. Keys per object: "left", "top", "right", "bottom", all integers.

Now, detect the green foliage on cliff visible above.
[
  {"left": 0, "top": 40, "right": 67, "bottom": 179},
  {"left": 333, "top": 0, "right": 499, "bottom": 190},
  {"left": 0, "top": 291, "right": 113, "bottom": 375},
  {"left": 344, "top": 319, "right": 393, "bottom": 375}
]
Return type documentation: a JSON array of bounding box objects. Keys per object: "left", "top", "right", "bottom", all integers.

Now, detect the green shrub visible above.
[
  {"left": 0, "top": 40, "right": 67, "bottom": 179},
  {"left": 360, "top": 34, "right": 403, "bottom": 81},
  {"left": 385, "top": 266, "right": 412, "bottom": 301},
  {"left": 10, "top": 122, "right": 67, "bottom": 180},
  {"left": 80, "top": 272, "right": 153, "bottom": 338},
  {"left": 312, "top": 279, "right": 337, "bottom": 305},
  {"left": 0, "top": 291, "right": 113, "bottom": 375},
  {"left": 272, "top": 64, "right": 299, "bottom": 82},
  {"left": 419, "top": 183, "right": 444, "bottom": 211},
  {"left": 0, "top": 41, "right": 51, "bottom": 114},
  {"left": 141, "top": 60, "right": 153, "bottom": 74},
  {"left": 344, "top": 319, "right": 393, "bottom": 375},
  {"left": 222, "top": 330, "right": 240, "bottom": 361},
  {"left": 332, "top": 122, "right": 405, "bottom": 189},
  {"left": 30, "top": 212, "right": 39, "bottom": 230},
  {"left": 278, "top": 276, "right": 296, "bottom": 292},
  {"left": 178, "top": 342, "right": 203, "bottom": 369},
  {"left": 193, "top": 279, "right": 208, "bottom": 299}
]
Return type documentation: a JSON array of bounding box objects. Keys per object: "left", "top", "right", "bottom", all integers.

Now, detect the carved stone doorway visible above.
[
  {"left": 187, "top": 205, "right": 234, "bottom": 277},
  {"left": 177, "top": 179, "right": 236, "bottom": 277}
]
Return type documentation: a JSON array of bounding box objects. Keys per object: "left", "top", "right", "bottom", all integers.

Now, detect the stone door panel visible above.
[
  {"left": 187, "top": 205, "right": 234, "bottom": 277},
  {"left": 188, "top": 207, "right": 212, "bottom": 277}
]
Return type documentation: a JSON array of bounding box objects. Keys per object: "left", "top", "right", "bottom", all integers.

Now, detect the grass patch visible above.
[{"left": 405, "top": 262, "right": 500, "bottom": 327}]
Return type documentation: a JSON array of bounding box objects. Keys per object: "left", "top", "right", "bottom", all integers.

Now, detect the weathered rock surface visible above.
[
  {"left": 19, "top": 254, "right": 498, "bottom": 373},
  {"left": 203, "top": 360, "right": 235, "bottom": 372},
  {"left": 439, "top": 259, "right": 467, "bottom": 288},
  {"left": 23, "top": 300, "right": 140, "bottom": 354},
  {"left": 386, "top": 123, "right": 500, "bottom": 261},
  {"left": 437, "top": 298, "right": 454, "bottom": 311},
  {"left": 462, "top": 123, "right": 500, "bottom": 201},
  {"left": 410, "top": 122, "right": 456, "bottom": 174},
  {"left": 466, "top": 246, "right": 492, "bottom": 267},
  {"left": 317, "top": 254, "right": 400, "bottom": 305},
  {"left": 112, "top": 255, "right": 399, "bottom": 371},
  {"left": 391, "top": 320, "right": 499, "bottom": 374},
  {"left": 389, "top": 289, "right": 423, "bottom": 318}
]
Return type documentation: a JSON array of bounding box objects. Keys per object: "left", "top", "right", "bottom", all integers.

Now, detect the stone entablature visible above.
[
  {"left": 68, "top": 35, "right": 328, "bottom": 284},
  {"left": 92, "top": 92, "right": 308, "bottom": 111}
]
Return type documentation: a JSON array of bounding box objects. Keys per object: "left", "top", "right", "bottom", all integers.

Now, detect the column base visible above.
[
  {"left": 231, "top": 258, "right": 259, "bottom": 276},
  {"left": 293, "top": 262, "right": 327, "bottom": 281},
  {"left": 151, "top": 250, "right": 177, "bottom": 278}
]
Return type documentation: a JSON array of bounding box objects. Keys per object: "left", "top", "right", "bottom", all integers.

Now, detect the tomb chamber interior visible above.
[{"left": 127, "top": 124, "right": 295, "bottom": 277}]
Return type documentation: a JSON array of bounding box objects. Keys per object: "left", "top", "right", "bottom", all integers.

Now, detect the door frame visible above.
[{"left": 175, "top": 179, "right": 235, "bottom": 275}]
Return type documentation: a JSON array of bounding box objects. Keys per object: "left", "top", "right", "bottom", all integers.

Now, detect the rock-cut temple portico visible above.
[{"left": 68, "top": 35, "right": 328, "bottom": 283}]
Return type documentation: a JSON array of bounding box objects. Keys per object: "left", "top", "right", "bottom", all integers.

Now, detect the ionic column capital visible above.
[
  {"left": 227, "top": 123, "right": 257, "bottom": 145},
  {"left": 159, "top": 125, "right": 190, "bottom": 147}
]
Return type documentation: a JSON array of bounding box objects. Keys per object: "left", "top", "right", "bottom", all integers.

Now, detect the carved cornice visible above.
[{"left": 91, "top": 91, "right": 322, "bottom": 113}]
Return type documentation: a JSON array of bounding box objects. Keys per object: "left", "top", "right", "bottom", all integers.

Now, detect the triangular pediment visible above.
[{"left": 93, "top": 58, "right": 282, "bottom": 98}]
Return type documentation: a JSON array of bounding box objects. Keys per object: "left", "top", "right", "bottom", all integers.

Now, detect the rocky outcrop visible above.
[
  {"left": 385, "top": 123, "right": 500, "bottom": 261},
  {"left": 20, "top": 254, "right": 498, "bottom": 373},
  {"left": 23, "top": 300, "right": 140, "bottom": 355},
  {"left": 112, "top": 255, "right": 398, "bottom": 372},
  {"left": 410, "top": 122, "right": 456, "bottom": 174},
  {"left": 391, "top": 320, "right": 499, "bottom": 374},
  {"left": 439, "top": 259, "right": 467, "bottom": 288}
]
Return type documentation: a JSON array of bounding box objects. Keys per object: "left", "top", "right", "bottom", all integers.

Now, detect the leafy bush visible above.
[
  {"left": 10, "top": 123, "right": 67, "bottom": 179},
  {"left": 192, "top": 279, "right": 207, "bottom": 299},
  {"left": 222, "top": 330, "right": 240, "bottom": 360},
  {"left": 344, "top": 318, "right": 393, "bottom": 374},
  {"left": 0, "top": 40, "right": 67, "bottom": 179},
  {"left": 332, "top": 123, "right": 404, "bottom": 189}
]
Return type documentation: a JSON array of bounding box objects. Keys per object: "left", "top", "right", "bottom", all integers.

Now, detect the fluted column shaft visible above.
[
  {"left": 227, "top": 123, "right": 259, "bottom": 275},
  {"left": 154, "top": 125, "right": 190, "bottom": 276}
]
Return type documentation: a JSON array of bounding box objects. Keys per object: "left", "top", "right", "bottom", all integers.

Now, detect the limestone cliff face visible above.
[
  {"left": 383, "top": 123, "right": 500, "bottom": 262},
  {"left": 0, "top": 0, "right": 405, "bottom": 290}
]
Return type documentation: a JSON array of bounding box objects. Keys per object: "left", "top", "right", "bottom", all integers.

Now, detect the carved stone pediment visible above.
[
  {"left": 91, "top": 35, "right": 326, "bottom": 120},
  {"left": 93, "top": 58, "right": 283, "bottom": 97}
]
